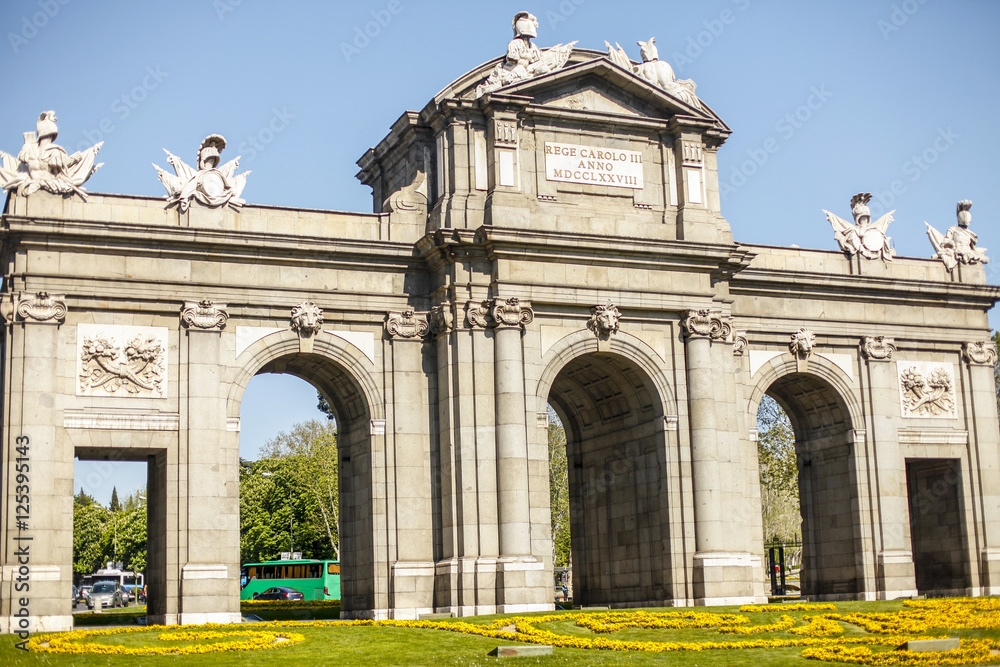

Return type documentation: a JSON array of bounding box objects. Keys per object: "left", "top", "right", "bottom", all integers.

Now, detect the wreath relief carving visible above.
[{"left": 77, "top": 324, "right": 167, "bottom": 398}]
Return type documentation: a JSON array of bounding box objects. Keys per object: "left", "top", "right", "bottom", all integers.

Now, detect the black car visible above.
[{"left": 252, "top": 586, "right": 304, "bottom": 601}]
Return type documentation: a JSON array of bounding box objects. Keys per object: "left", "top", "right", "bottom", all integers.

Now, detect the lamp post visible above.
[{"left": 261, "top": 472, "right": 293, "bottom": 553}]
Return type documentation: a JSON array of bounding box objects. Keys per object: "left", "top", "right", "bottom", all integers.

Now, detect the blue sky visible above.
[{"left": 2, "top": 0, "right": 997, "bottom": 505}]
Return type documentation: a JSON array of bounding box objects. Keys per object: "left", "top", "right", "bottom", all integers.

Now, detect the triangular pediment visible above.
[{"left": 495, "top": 57, "right": 729, "bottom": 132}]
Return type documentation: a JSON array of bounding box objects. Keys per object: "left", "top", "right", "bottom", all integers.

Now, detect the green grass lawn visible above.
[{"left": 3, "top": 600, "right": 997, "bottom": 666}]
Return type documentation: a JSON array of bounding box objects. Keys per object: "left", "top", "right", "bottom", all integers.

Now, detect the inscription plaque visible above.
[{"left": 544, "top": 141, "right": 643, "bottom": 189}]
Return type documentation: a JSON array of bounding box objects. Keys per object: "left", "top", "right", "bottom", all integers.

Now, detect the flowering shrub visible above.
[{"left": 27, "top": 626, "right": 304, "bottom": 656}]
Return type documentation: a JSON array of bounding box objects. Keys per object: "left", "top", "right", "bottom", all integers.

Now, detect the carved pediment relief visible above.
[{"left": 542, "top": 84, "right": 644, "bottom": 117}]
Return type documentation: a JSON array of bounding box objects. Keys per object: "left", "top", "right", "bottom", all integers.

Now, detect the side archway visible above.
[
  {"left": 748, "top": 353, "right": 868, "bottom": 599},
  {"left": 227, "top": 330, "right": 385, "bottom": 617},
  {"left": 535, "top": 330, "right": 681, "bottom": 606}
]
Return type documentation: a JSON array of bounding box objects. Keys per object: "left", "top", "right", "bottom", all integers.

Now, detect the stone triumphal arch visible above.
[{"left": 2, "top": 14, "right": 999, "bottom": 631}]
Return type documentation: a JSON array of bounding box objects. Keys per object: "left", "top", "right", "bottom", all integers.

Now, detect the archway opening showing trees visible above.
[
  {"left": 759, "top": 373, "right": 862, "bottom": 598},
  {"left": 546, "top": 352, "right": 670, "bottom": 607}
]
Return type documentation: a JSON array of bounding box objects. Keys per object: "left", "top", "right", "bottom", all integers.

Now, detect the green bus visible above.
[{"left": 240, "top": 558, "right": 341, "bottom": 601}]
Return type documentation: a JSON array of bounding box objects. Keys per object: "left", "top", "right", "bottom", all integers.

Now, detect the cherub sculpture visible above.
[
  {"left": 926, "top": 200, "right": 988, "bottom": 272},
  {"left": 605, "top": 37, "right": 700, "bottom": 108},
  {"left": 152, "top": 134, "right": 250, "bottom": 212},
  {"left": 476, "top": 12, "right": 576, "bottom": 97},
  {"left": 823, "top": 193, "right": 895, "bottom": 262},
  {"left": 0, "top": 111, "right": 103, "bottom": 200}
]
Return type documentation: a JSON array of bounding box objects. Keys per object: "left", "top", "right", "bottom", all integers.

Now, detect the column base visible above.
[
  {"left": 692, "top": 552, "right": 767, "bottom": 606},
  {"left": 876, "top": 550, "right": 917, "bottom": 600},
  {"left": 981, "top": 548, "right": 1000, "bottom": 596},
  {"left": 497, "top": 556, "right": 553, "bottom": 611},
  {"left": 388, "top": 561, "right": 435, "bottom": 619}
]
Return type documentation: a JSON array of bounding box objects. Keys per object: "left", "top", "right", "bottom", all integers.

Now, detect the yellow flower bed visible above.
[
  {"left": 741, "top": 603, "right": 838, "bottom": 613},
  {"left": 719, "top": 614, "right": 796, "bottom": 634},
  {"left": 26, "top": 597, "right": 1000, "bottom": 662},
  {"left": 27, "top": 625, "right": 304, "bottom": 656}
]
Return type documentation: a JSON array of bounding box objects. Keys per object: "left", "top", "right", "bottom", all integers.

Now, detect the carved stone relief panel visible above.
[
  {"left": 77, "top": 323, "right": 168, "bottom": 398},
  {"left": 898, "top": 361, "right": 956, "bottom": 419}
]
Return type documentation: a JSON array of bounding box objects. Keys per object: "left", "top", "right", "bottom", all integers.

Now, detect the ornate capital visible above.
[
  {"left": 789, "top": 328, "right": 816, "bottom": 360},
  {"left": 428, "top": 304, "right": 454, "bottom": 338},
  {"left": 861, "top": 335, "right": 897, "bottom": 361},
  {"left": 733, "top": 331, "right": 749, "bottom": 356},
  {"left": 962, "top": 340, "right": 998, "bottom": 366},
  {"left": 15, "top": 291, "right": 67, "bottom": 324},
  {"left": 682, "top": 309, "right": 731, "bottom": 340},
  {"left": 385, "top": 309, "right": 428, "bottom": 339},
  {"left": 587, "top": 302, "right": 621, "bottom": 338},
  {"left": 181, "top": 299, "right": 228, "bottom": 330},
  {"left": 491, "top": 297, "right": 534, "bottom": 329},
  {"left": 290, "top": 301, "right": 324, "bottom": 338},
  {"left": 466, "top": 300, "right": 490, "bottom": 329}
]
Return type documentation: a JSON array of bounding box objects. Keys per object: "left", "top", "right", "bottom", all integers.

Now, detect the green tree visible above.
[
  {"left": 757, "top": 395, "right": 800, "bottom": 544},
  {"left": 109, "top": 487, "right": 121, "bottom": 512},
  {"left": 73, "top": 497, "right": 110, "bottom": 574},
  {"left": 317, "top": 392, "right": 335, "bottom": 422},
  {"left": 259, "top": 420, "right": 341, "bottom": 560},
  {"left": 548, "top": 407, "right": 571, "bottom": 568},
  {"left": 74, "top": 488, "right": 96, "bottom": 507}
]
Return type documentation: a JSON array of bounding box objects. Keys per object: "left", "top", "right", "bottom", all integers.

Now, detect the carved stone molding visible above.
[
  {"left": 77, "top": 324, "right": 167, "bottom": 398},
  {"left": 962, "top": 341, "right": 998, "bottom": 366},
  {"left": 428, "top": 304, "right": 454, "bottom": 338},
  {"left": 181, "top": 300, "right": 228, "bottom": 330},
  {"left": 466, "top": 300, "right": 490, "bottom": 329},
  {"left": 681, "top": 309, "right": 731, "bottom": 340},
  {"left": 491, "top": 297, "right": 534, "bottom": 328},
  {"left": 385, "top": 309, "right": 429, "bottom": 339},
  {"left": 15, "top": 291, "right": 67, "bottom": 324},
  {"left": 290, "top": 301, "right": 324, "bottom": 338},
  {"left": 899, "top": 361, "right": 956, "bottom": 418},
  {"left": 587, "top": 302, "right": 621, "bottom": 338},
  {"left": 493, "top": 119, "right": 518, "bottom": 147},
  {"left": 732, "top": 331, "right": 749, "bottom": 356},
  {"left": 862, "top": 335, "right": 897, "bottom": 361},
  {"left": 789, "top": 328, "right": 816, "bottom": 360}
]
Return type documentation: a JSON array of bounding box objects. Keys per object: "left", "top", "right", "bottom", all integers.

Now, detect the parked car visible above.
[
  {"left": 71, "top": 585, "right": 78, "bottom": 606},
  {"left": 86, "top": 582, "right": 125, "bottom": 609},
  {"left": 251, "top": 586, "right": 304, "bottom": 601},
  {"left": 77, "top": 585, "right": 92, "bottom": 606}
]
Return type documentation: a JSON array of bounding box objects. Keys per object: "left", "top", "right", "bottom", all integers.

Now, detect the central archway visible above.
[
  {"left": 538, "top": 334, "right": 677, "bottom": 607},
  {"left": 228, "top": 331, "right": 385, "bottom": 617},
  {"left": 752, "top": 364, "right": 865, "bottom": 599}
]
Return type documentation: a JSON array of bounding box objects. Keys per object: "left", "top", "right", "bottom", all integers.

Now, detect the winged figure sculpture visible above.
[
  {"left": 605, "top": 37, "right": 700, "bottom": 108},
  {"left": 823, "top": 193, "right": 895, "bottom": 262},
  {"left": 152, "top": 134, "right": 250, "bottom": 212}
]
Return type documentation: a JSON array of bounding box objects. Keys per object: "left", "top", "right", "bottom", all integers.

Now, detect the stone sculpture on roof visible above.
[
  {"left": 475, "top": 11, "right": 576, "bottom": 97},
  {"left": 152, "top": 134, "right": 250, "bottom": 212},
  {"left": 824, "top": 192, "right": 895, "bottom": 262},
  {"left": 0, "top": 111, "right": 103, "bottom": 200},
  {"left": 926, "top": 200, "right": 988, "bottom": 272},
  {"left": 605, "top": 37, "right": 700, "bottom": 108}
]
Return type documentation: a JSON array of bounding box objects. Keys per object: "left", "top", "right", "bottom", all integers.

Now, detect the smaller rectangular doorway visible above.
[{"left": 905, "top": 458, "right": 969, "bottom": 594}]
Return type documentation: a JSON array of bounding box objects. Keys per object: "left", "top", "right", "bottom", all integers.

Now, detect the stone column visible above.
[
  {"left": 0, "top": 293, "right": 71, "bottom": 633},
  {"left": 683, "top": 309, "right": 759, "bottom": 605},
  {"left": 961, "top": 341, "right": 1000, "bottom": 594},
  {"left": 177, "top": 300, "right": 240, "bottom": 625},
  {"left": 384, "top": 309, "right": 435, "bottom": 619},
  {"left": 860, "top": 337, "right": 917, "bottom": 598},
  {"left": 490, "top": 298, "right": 533, "bottom": 557}
]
